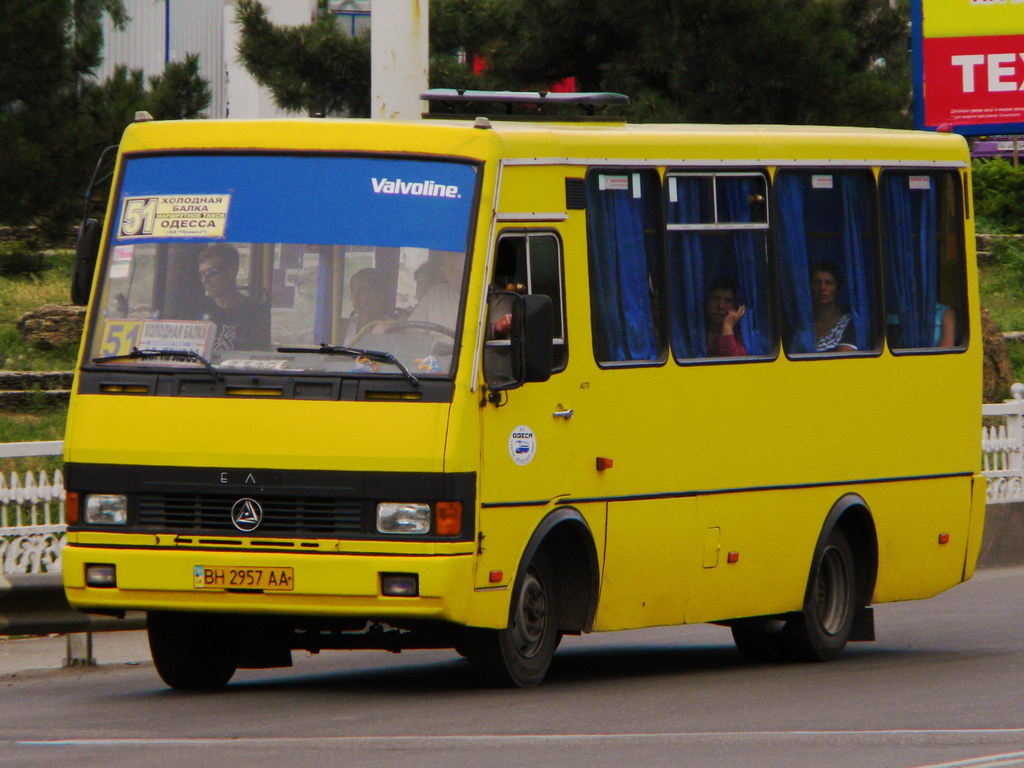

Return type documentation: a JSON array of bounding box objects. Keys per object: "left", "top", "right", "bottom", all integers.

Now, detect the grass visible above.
[
  {"left": 0, "top": 248, "right": 75, "bottom": 475},
  {"left": 0, "top": 249, "right": 79, "bottom": 371}
]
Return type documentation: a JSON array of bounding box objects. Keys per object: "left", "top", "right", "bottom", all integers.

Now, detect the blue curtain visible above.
[
  {"left": 775, "top": 174, "right": 815, "bottom": 353},
  {"left": 666, "top": 177, "right": 706, "bottom": 358},
  {"left": 838, "top": 175, "right": 874, "bottom": 351},
  {"left": 881, "top": 174, "right": 938, "bottom": 348},
  {"left": 586, "top": 177, "right": 659, "bottom": 361},
  {"left": 720, "top": 180, "right": 767, "bottom": 356}
]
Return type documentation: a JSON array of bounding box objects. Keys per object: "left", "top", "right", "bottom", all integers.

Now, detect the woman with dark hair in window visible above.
[
  {"left": 810, "top": 262, "right": 856, "bottom": 352},
  {"left": 704, "top": 277, "right": 746, "bottom": 357}
]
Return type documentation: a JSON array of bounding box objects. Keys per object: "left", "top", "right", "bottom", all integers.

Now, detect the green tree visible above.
[
  {"left": 236, "top": 0, "right": 371, "bottom": 116},
  {"left": 236, "top": 0, "right": 910, "bottom": 127},
  {"left": 0, "top": 0, "right": 210, "bottom": 239}
]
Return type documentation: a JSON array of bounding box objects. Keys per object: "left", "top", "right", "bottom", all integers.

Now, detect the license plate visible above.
[{"left": 193, "top": 566, "right": 294, "bottom": 591}]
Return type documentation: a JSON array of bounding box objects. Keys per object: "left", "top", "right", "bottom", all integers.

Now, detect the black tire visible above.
[
  {"left": 786, "top": 527, "right": 857, "bottom": 662},
  {"left": 730, "top": 618, "right": 788, "bottom": 663},
  {"left": 147, "top": 611, "right": 241, "bottom": 690},
  {"left": 465, "top": 551, "right": 560, "bottom": 687}
]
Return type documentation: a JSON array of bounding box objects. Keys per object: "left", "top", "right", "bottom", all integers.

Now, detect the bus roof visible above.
[{"left": 118, "top": 116, "right": 971, "bottom": 167}]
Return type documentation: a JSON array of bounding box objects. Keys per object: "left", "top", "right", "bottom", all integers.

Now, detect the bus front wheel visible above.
[
  {"left": 147, "top": 611, "right": 240, "bottom": 689},
  {"left": 465, "top": 551, "right": 560, "bottom": 687}
]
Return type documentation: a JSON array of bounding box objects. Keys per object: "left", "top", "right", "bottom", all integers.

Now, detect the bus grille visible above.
[{"left": 136, "top": 494, "right": 365, "bottom": 536}]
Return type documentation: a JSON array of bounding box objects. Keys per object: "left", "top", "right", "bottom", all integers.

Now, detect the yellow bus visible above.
[{"left": 62, "top": 92, "right": 984, "bottom": 689}]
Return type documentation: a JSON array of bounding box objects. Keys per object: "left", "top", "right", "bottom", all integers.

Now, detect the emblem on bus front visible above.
[{"left": 230, "top": 497, "right": 263, "bottom": 532}]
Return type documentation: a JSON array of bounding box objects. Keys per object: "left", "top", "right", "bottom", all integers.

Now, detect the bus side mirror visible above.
[
  {"left": 71, "top": 218, "right": 101, "bottom": 306},
  {"left": 483, "top": 290, "right": 554, "bottom": 395}
]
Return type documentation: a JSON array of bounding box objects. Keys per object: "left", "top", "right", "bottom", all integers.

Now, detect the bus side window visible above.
[
  {"left": 494, "top": 232, "right": 568, "bottom": 371},
  {"left": 585, "top": 170, "right": 663, "bottom": 364},
  {"left": 880, "top": 170, "right": 967, "bottom": 351},
  {"left": 666, "top": 172, "right": 773, "bottom": 361},
  {"left": 775, "top": 169, "right": 880, "bottom": 355}
]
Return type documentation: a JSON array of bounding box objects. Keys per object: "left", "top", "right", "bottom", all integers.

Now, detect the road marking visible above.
[
  {"left": 16, "top": 729, "right": 1024, "bottom": 749},
  {"left": 912, "top": 751, "right": 1024, "bottom": 768}
]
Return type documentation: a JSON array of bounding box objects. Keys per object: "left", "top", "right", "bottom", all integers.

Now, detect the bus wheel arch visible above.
[
  {"left": 464, "top": 506, "right": 599, "bottom": 686},
  {"left": 817, "top": 493, "right": 879, "bottom": 615},
  {"left": 519, "top": 505, "right": 601, "bottom": 635},
  {"left": 789, "top": 494, "right": 879, "bottom": 660}
]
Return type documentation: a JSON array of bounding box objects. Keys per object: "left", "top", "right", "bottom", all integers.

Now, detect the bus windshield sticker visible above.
[
  {"left": 909, "top": 175, "right": 932, "bottom": 190},
  {"left": 118, "top": 195, "right": 231, "bottom": 239},
  {"left": 110, "top": 245, "right": 134, "bottom": 278},
  {"left": 508, "top": 425, "right": 537, "bottom": 466},
  {"left": 812, "top": 174, "right": 834, "bottom": 189}
]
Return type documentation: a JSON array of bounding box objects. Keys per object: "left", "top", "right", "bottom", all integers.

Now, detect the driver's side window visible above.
[{"left": 494, "top": 231, "right": 567, "bottom": 371}]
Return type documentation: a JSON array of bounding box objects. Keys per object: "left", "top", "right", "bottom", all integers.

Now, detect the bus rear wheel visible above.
[
  {"left": 465, "top": 551, "right": 559, "bottom": 687},
  {"left": 731, "top": 528, "right": 857, "bottom": 663},
  {"left": 787, "top": 527, "right": 857, "bottom": 661},
  {"left": 147, "top": 611, "right": 240, "bottom": 689}
]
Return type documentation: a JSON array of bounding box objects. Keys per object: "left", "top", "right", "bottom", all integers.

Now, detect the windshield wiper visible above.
[
  {"left": 277, "top": 343, "right": 420, "bottom": 387},
  {"left": 92, "top": 346, "right": 221, "bottom": 380}
]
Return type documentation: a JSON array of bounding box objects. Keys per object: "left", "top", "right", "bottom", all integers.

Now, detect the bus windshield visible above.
[{"left": 87, "top": 153, "right": 478, "bottom": 379}]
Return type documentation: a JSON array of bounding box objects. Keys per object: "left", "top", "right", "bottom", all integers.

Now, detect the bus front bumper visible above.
[{"left": 62, "top": 543, "right": 481, "bottom": 625}]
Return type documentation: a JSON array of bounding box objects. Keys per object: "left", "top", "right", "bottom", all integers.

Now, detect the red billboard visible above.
[{"left": 914, "top": 1, "right": 1024, "bottom": 134}]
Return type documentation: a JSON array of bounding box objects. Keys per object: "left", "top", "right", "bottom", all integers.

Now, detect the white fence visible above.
[
  {"left": 1, "top": 398, "right": 1023, "bottom": 575},
  {"left": 982, "top": 383, "right": 1024, "bottom": 504},
  {"left": 0, "top": 441, "right": 65, "bottom": 574}
]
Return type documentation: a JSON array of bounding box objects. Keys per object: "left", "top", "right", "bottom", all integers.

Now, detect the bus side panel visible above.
[
  {"left": 869, "top": 475, "right": 974, "bottom": 603},
  {"left": 591, "top": 497, "right": 696, "bottom": 631},
  {"left": 684, "top": 489, "right": 817, "bottom": 624}
]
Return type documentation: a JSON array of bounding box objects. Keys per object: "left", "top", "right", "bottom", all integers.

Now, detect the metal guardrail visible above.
[{"left": 0, "top": 440, "right": 146, "bottom": 642}]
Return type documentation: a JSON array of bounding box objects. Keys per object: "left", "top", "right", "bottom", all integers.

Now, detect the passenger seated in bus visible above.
[
  {"left": 704, "top": 277, "right": 747, "bottom": 357},
  {"left": 810, "top": 262, "right": 856, "bottom": 352},
  {"left": 340, "top": 267, "right": 398, "bottom": 344},
  {"left": 413, "top": 260, "right": 442, "bottom": 301},
  {"left": 408, "top": 250, "right": 463, "bottom": 332},
  {"left": 197, "top": 243, "right": 270, "bottom": 352},
  {"left": 936, "top": 304, "right": 956, "bottom": 347}
]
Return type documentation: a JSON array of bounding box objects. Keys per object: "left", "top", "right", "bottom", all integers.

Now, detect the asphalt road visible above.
[{"left": 1, "top": 567, "right": 1023, "bottom": 768}]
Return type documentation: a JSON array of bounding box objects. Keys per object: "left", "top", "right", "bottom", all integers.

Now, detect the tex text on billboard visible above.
[{"left": 913, "top": 0, "right": 1024, "bottom": 135}]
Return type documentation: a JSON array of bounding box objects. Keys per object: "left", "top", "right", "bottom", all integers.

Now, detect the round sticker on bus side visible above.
[{"left": 508, "top": 425, "right": 537, "bottom": 466}]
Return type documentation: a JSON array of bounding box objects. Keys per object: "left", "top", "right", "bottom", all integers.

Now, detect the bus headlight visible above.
[
  {"left": 376, "top": 503, "right": 431, "bottom": 534},
  {"left": 83, "top": 494, "right": 128, "bottom": 525}
]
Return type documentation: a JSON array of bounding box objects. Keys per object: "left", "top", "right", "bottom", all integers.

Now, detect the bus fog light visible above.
[
  {"left": 85, "top": 564, "right": 117, "bottom": 588},
  {"left": 84, "top": 494, "right": 128, "bottom": 525},
  {"left": 381, "top": 573, "right": 419, "bottom": 597},
  {"left": 377, "top": 503, "right": 431, "bottom": 534}
]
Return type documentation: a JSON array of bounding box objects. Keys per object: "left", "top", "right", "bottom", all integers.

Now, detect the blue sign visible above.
[{"left": 115, "top": 154, "right": 478, "bottom": 253}]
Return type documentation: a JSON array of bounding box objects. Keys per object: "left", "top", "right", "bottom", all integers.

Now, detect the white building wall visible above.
[{"left": 96, "top": 0, "right": 317, "bottom": 119}]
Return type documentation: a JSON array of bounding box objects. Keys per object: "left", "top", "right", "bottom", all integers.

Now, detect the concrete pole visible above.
[{"left": 371, "top": 0, "right": 429, "bottom": 120}]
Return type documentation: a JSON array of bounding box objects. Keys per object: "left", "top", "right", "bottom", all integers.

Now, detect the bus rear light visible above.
[
  {"left": 434, "top": 502, "right": 463, "bottom": 536},
  {"left": 381, "top": 573, "right": 418, "bottom": 597},
  {"left": 85, "top": 564, "right": 117, "bottom": 588}
]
